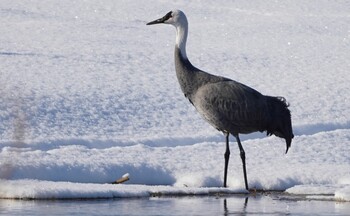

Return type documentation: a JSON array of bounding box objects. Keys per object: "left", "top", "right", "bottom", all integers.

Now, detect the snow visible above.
[
  {"left": 0, "top": 179, "right": 243, "bottom": 199},
  {"left": 1, "top": 0, "right": 350, "bottom": 200}
]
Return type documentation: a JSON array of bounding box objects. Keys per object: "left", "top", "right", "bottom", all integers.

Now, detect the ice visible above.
[
  {"left": 0, "top": 179, "right": 243, "bottom": 199},
  {"left": 1, "top": 0, "right": 350, "bottom": 200}
]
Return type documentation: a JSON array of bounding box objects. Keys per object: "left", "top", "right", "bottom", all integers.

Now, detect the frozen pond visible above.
[{"left": 1, "top": 193, "right": 350, "bottom": 216}]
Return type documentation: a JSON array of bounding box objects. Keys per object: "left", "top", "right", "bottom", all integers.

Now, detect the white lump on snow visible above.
[{"left": 0, "top": 0, "right": 350, "bottom": 200}]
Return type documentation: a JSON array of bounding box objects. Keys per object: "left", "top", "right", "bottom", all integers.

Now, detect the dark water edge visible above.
[{"left": 0, "top": 193, "right": 350, "bottom": 216}]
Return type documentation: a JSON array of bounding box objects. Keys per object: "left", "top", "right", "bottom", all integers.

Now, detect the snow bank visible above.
[
  {"left": 286, "top": 185, "right": 350, "bottom": 202},
  {"left": 0, "top": 179, "right": 244, "bottom": 199},
  {"left": 286, "top": 176, "right": 350, "bottom": 201}
]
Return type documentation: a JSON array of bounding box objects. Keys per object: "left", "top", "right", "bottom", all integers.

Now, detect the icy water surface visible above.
[{"left": 1, "top": 193, "right": 350, "bottom": 215}]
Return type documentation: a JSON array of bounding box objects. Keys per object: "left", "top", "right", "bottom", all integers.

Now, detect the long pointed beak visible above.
[
  {"left": 146, "top": 18, "right": 164, "bottom": 25},
  {"left": 146, "top": 11, "right": 172, "bottom": 25}
]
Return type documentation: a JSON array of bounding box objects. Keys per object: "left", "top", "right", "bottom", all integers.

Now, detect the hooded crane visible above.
[{"left": 147, "top": 9, "right": 294, "bottom": 190}]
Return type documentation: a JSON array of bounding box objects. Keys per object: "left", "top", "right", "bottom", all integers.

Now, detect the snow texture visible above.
[{"left": 1, "top": 0, "right": 350, "bottom": 200}]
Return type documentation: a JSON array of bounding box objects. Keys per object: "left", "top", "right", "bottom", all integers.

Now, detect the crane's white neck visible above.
[{"left": 174, "top": 17, "right": 188, "bottom": 59}]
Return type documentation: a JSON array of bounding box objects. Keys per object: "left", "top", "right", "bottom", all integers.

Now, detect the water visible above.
[{"left": 1, "top": 194, "right": 350, "bottom": 215}]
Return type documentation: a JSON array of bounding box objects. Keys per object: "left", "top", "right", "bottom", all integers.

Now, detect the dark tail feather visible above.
[{"left": 266, "top": 96, "right": 294, "bottom": 154}]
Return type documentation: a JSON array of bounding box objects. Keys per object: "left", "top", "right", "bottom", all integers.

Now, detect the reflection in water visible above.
[
  {"left": 1, "top": 194, "right": 350, "bottom": 215},
  {"left": 224, "top": 196, "right": 249, "bottom": 216}
]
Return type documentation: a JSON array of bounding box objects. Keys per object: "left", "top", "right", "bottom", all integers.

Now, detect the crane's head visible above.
[{"left": 146, "top": 9, "right": 187, "bottom": 27}]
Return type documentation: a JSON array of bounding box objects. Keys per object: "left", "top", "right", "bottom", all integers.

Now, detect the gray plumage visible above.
[{"left": 147, "top": 10, "right": 294, "bottom": 190}]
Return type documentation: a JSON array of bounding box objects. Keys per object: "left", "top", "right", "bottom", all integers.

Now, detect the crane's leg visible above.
[
  {"left": 223, "top": 132, "right": 230, "bottom": 187},
  {"left": 235, "top": 135, "right": 249, "bottom": 190}
]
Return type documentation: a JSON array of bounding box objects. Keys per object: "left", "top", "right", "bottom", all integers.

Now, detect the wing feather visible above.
[{"left": 192, "top": 80, "right": 270, "bottom": 134}]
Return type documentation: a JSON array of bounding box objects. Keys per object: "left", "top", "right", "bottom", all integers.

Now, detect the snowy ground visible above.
[{"left": 0, "top": 0, "right": 350, "bottom": 200}]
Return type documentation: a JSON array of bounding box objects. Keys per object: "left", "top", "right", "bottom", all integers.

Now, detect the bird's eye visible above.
[{"left": 165, "top": 11, "right": 173, "bottom": 20}]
